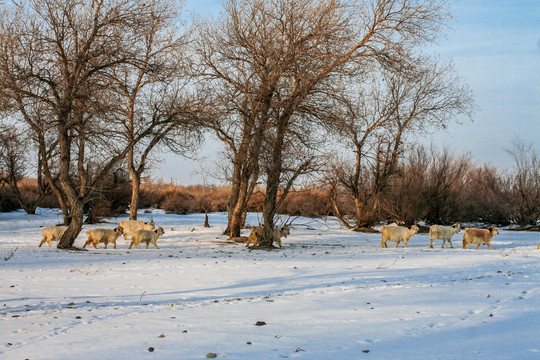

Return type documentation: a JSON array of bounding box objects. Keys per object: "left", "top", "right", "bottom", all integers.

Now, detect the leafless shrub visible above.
[
  {"left": 506, "top": 137, "right": 540, "bottom": 226},
  {"left": 460, "top": 165, "right": 512, "bottom": 225}
]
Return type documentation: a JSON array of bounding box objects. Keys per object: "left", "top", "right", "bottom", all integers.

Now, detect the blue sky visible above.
[
  {"left": 427, "top": 0, "right": 540, "bottom": 168},
  {"left": 156, "top": 0, "right": 540, "bottom": 184}
]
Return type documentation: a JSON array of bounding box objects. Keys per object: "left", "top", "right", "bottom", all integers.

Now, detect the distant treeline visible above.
[{"left": 2, "top": 148, "right": 538, "bottom": 227}]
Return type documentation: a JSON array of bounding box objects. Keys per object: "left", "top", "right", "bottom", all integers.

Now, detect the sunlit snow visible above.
[{"left": 1, "top": 209, "right": 539, "bottom": 359}]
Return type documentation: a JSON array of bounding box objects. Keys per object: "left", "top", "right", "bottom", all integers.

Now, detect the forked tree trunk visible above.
[
  {"left": 224, "top": 154, "right": 257, "bottom": 238},
  {"left": 228, "top": 175, "right": 251, "bottom": 237},
  {"left": 43, "top": 169, "right": 70, "bottom": 225}
]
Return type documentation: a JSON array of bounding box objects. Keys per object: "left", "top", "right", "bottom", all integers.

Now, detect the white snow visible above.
[{"left": 1, "top": 209, "right": 539, "bottom": 360}]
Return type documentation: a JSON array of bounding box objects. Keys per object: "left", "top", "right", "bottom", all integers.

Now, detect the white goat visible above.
[
  {"left": 129, "top": 227, "right": 164, "bottom": 249},
  {"left": 462, "top": 226, "right": 499, "bottom": 249},
  {"left": 273, "top": 226, "right": 290, "bottom": 248},
  {"left": 119, "top": 219, "right": 155, "bottom": 240},
  {"left": 245, "top": 225, "right": 290, "bottom": 248},
  {"left": 83, "top": 226, "right": 124, "bottom": 249},
  {"left": 39, "top": 226, "right": 67, "bottom": 248},
  {"left": 381, "top": 225, "right": 419, "bottom": 248},
  {"left": 429, "top": 223, "right": 461, "bottom": 248}
]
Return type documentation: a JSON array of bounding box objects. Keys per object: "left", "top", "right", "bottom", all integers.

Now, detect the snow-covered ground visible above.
[{"left": 1, "top": 209, "right": 539, "bottom": 360}]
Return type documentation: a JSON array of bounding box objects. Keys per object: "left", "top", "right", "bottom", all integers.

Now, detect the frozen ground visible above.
[{"left": 1, "top": 209, "right": 539, "bottom": 360}]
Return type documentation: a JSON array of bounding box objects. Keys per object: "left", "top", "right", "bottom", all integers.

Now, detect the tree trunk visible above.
[
  {"left": 57, "top": 200, "right": 84, "bottom": 249},
  {"left": 260, "top": 141, "right": 284, "bottom": 248},
  {"left": 261, "top": 180, "right": 279, "bottom": 248},
  {"left": 58, "top": 194, "right": 70, "bottom": 226},
  {"left": 260, "top": 117, "right": 288, "bottom": 248},
  {"left": 223, "top": 161, "right": 242, "bottom": 236},
  {"left": 240, "top": 210, "right": 247, "bottom": 228},
  {"left": 38, "top": 137, "right": 70, "bottom": 225},
  {"left": 229, "top": 212, "right": 243, "bottom": 237},
  {"left": 129, "top": 169, "right": 141, "bottom": 220},
  {"left": 224, "top": 151, "right": 258, "bottom": 237},
  {"left": 229, "top": 206, "right": 245, "bottom": 238},
  {"left": 354, "top": 197, "right": 365, "bottom": 227},
  {"left": 228, "top": 174, "right": 252, "bottom": 237},
  {"left": 329, "top": 186, "right": 354, "bottom": 229},
  {"left": 56, "top": 120, "right": 85, "bottom": 248}
]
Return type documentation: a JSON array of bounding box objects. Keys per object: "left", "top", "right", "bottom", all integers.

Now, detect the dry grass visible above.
[
  {"left": 6, "top": 166, "right": 538, "bottom": 225},
  {"left": 138, "top": 181, "right": 332, "bottom": 217}
]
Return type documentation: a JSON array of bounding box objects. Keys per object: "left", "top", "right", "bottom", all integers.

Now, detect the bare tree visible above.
[
  {"left": 323, "top": 70, "right": 397, "bottom": 229},
  {"left": 506, "top": 137, "right": 540, "bottom": 226},
  {"left": 0, "top": 0, "right": 184, "bottom": 248},
  {"left": 196, "top": 0, "right": 458, "bottom": 247},
  {"left": 326, "top": 59, "right": 474, "bottom": 229},
  {"left": 209, "top": 108, "right": 264, "bottom": 238},
  {"left": 110, "top": 1, "right": 203, "bottom": 220},
  {"left": 0, "top": 124, "right": 51, "bottom": 214},
  {"left": 193, "top": 163, "right": 216, "bottom": 228},
  {"left": 0, "top": 125, "right": 28, "bottom": 207},
  {"left": 461, "top": 165, "right": 512, "bottom": 225},
  {"left": 419, "top": 146, "right": 471, "bottom": 224},
  {"left": 383, "top": 146, "right": 430, "bottom": 225},
  {"left": 370, "top": 62, "right": 474, "bottom": 221},
  {"left": 385, "top": 145, "right": 471, "bottom": 225},
  {"left": 193, "top": 2, "right": 276, "bottom": 238}
]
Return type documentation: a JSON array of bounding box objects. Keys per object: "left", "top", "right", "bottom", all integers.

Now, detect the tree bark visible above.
[
  {"left": 222, "top": 121, "right": 261, "bottom": 237},
  {"left": 58, "top": 200, "right": 84, "bottom": 249},
  {"left": 129, "top": 169, "right": 141, "bottom": 220},
  {"left": 223, "top": 159, "right": 242, "bottom": 236},
  {"left": 260, "top": 123, "right": 285, "bottom": 248}
]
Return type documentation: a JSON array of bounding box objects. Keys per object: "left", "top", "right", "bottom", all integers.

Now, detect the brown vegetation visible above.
[{"left": 3, "top": 155, "right": 538, "bottom": 229}]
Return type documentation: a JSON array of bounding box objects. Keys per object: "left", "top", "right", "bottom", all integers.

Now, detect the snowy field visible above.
[{"left": 1, "top": 209, "right": 539, "bottom": 360}]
